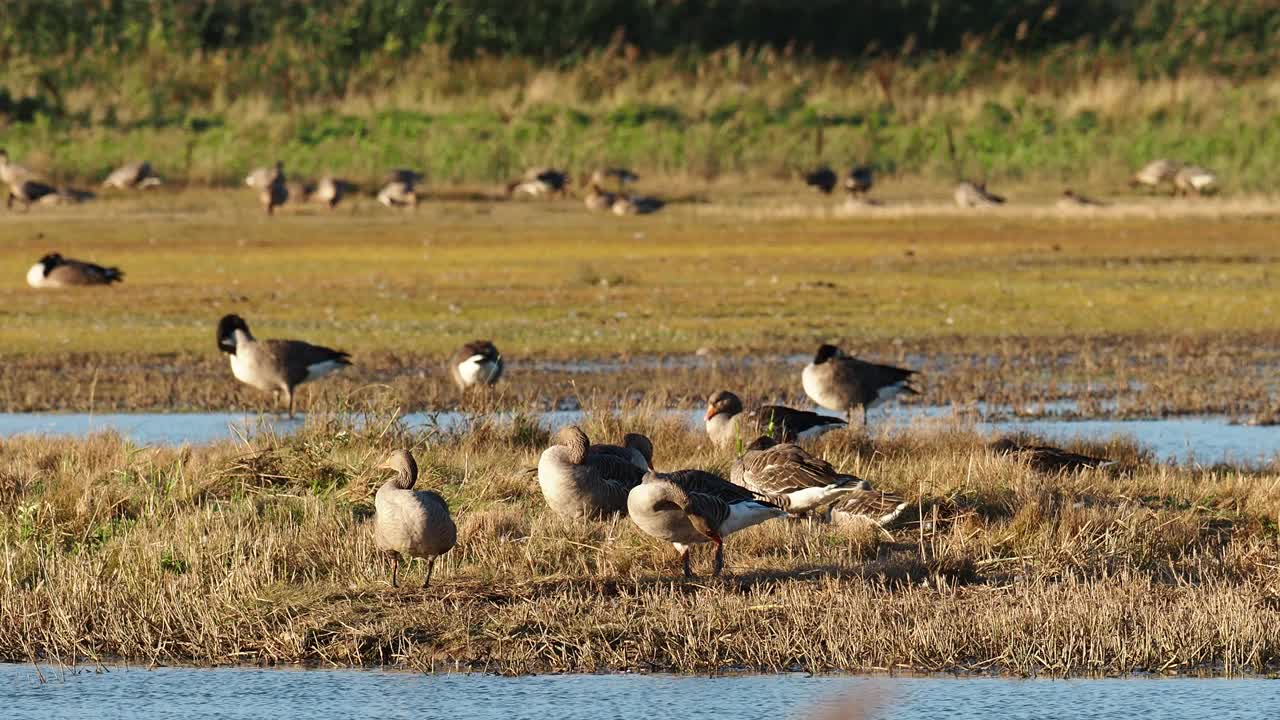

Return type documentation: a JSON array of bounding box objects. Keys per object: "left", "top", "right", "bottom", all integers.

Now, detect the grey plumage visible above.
[
  {"left": 704, "top": 390, "right": 846, "bottom": 449},
  {"left": 447, "top": 340, "right": 504, "bottom": 391},
  {"left": 730, "top": 436, "right": 868, "bottom": 515},
  {"left": 215, "top": 314, "right": 352, "bottom": 418},
  {"left": 801, "top": 344, "right": 919, "bottom": 425},
  {"left": 102, "top": 161, "right": 162, "bottom": 190},
  {"left": 373, "top": 449, "right": 457, "bottom": 588},
  {"left": 954, "top": 180, "right": 1005, "bottom": 208},
  {"left": 536, "top": 425, "right": 646, "bottom": 519}
]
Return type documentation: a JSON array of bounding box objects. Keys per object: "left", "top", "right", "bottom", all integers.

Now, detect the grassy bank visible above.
[{"left": 2, "top": 407, "right": 1278, "bottom": 674}]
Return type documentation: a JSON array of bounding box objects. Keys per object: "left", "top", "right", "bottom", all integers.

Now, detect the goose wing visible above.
[
  {"left": 262, "top": 339, "right": 353, "bottom": 386},
  {"left": 752, "top": 405, "right": 846, "bottom": 441}
]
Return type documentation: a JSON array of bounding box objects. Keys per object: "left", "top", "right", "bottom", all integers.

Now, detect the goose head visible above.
[
  {"left": 622, "top": 433, "right": 654, "bottom": 470},
  {"left": 812, "top": 344, "right": 841, "bottom": 365},
  {"left": 216, "top": 314, "right": 251, "bottom": 354},
  {"left": 705, "top": 390, "right": 743, "bottom": 421},
  {"left": 378, "top": 449, "right": 419, "bottom": 490},
  {"left": 552, "top": 425, "right": 590, "bottom": 465}
]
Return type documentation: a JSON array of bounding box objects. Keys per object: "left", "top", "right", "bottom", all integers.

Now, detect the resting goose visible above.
[
  {"left": 27, "top": 252, "right": 123, "bottom": 288},
  {"left": 507, "top": 168, "right": 569, "bottom": 199},
  {"left": 537, "top": 425, "right": 647, "bottom": 519},
  {"left": 704, "top": 390, "right": 846, "bottom": 450},
  {"left": 628, "top": 471, "right": 784, "bottom": 577},
  {"left": 1130, "top": 159, "right": 1181, "bottom": 193},
  {"left": 310, "top": 176, "right": 354, "bottom": 209},
  {"left": 215, "top": 314, "right": 352, "bottom": 418},
  {"left": 378, "top": 169, "right": 422, "bottom": 208},
  {"left": 990, "top": 437, "right": 1117, "bottom": 474},
  {"left": 611, "top": 193, "right": 665, "bottom": 215},
  {"left": 802, "top": 344, "right": 918, "bottom": 425},
  {"left": 730, "top": 436, "right": 868, "bottom": 514},
  {"left": 102, "top": 161, "right": 162, "bottom": 190},
  {"left": 954, "top": 180, "right": 1005, "bottom": 208},
  {"left": 1058, "top": 189, "right": 1107, "bottom": 208},
  {"left": 1174, "top": 165, "right": 1217, "bottom": 196},
  {"left": 373, "top": 449, "right": 456, "bottom": 588},
  {"left": 590, "top": 432, "right": 653, "bottom": 472},
  {"left": 805, "top": 167, "right": 837, "bottom": 194},
  {"left": 830, "top": 488, "right": 910, "bottom": 527},
  {"left": 844, "top": 165, "right": 874, "bottom": 196},
  {"left": 447, "top": 340, "right": 503, "bottom": 391},
  {"left": 584, "top": 182, "right": 617, "bottom": 211}
]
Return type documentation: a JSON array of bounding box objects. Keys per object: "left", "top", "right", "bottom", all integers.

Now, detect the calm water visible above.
[{"left": 1, "top": 665, "right": 1276, "bottom": 719}]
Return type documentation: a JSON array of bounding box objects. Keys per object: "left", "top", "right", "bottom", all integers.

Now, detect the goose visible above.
[
  {"left": 1130, "top": 159, "right": 1181, "bottom": 193},
  {"left": 590, "top": 432, "right": 653, "bottom": 472},
  {"left": 830, "top": 487, "right": 910, "bottom": 527},
  {"left": 844, "top": 165, "right": 874, "bottom": 196},
  {"left": 311, "top": 176, "right": 354, "bottom": 209},
  {"left": 593, "top": 167, "right": 638, "bottom": 193},
  {"left": 1174, "top": 165, "right": 1217, "bottom": 196},
  {"left": 536, "top": 425, "right": 646, "bottom": 519},
  {"left": 704, "top": 390, "right": 846, "bottom": 450},
  {"left": 990, "top": 437, "right": 1117, "bottom": 474},
  {"left": 805, "top": 167, "right": 837, "bottom": 194},
  {"left": 611, "top": 193, "right": 665, "bottom": 215},
  {"left": 27, "top": 252, "right": 123, "bottom": 288},
  {"left": 0, "top": 149, "right": 33, "bottom": 186},
  {"left": 378, "top": 169, "right": 422, "bottom": 208},
  {"left": 7, "top": 178, "right": 60, "bottom": 209},
  {"left": 507, "top": 168, "right": 569, "bottom": 198},
  {"left": 373, "top": 449, "right": 456, "bottom": 588},
  {"left": 802, "top": 344, "right": 919, "bottom": 425},
  {"left": 37, "top": 187, "right": 95, "bottom": 206},
  {"left": 245, "top": 162, "right": 288, "bottom": 215},
  {"left": 215, "top": 314, "right": 352, "bottom": 418},
  {"left": 102, "top": 161, "right": 162, "bottom": 190},
  {"left": 584, "top": 182, "right": 617, "bottom": 211},
  {"left": 954, "top": 180, "right": 1005, "bottom": 208},
  {"left": 447, "top": 340, "right": 504, "bottom": 391},
  {"left": 627, "top": 471, "right": 784, "bottom": 577},
  {"left": 1058, "top": 189, "right": 1107, "bottom": 208},
  {"left": 730, "top": 436, "right": 869, "bottom": 515}
]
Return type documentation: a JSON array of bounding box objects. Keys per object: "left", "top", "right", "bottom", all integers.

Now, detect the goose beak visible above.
[{"left": 704, "top": 405, "right": 717, "bottom": 421}]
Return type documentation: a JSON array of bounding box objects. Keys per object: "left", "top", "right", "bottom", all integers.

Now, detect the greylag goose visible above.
[
  {"left": 584, "top": 182, "right": 617, "bottom": 211},
  {"left": 704, "top": 390, "right": 846, "bottom": 450},
  {"left": 830, "top": 488, "right": 910, "bottom": 527},
  {"left": 1058, "top": 189, "right": 1107, "bottom": 208},
  {"left": 507, "top": 168, "right": 569, "bottom": 198},
  {"left": 536, "top": 425, "right": 646, "bottom": 519},
  {"left": 590, "top": 432, "right": 653, "bottom": 472},
  {"left": 215, "top": 314, "right": 352, "bottom": 418},
  {"left": 805, "top": 167, "right": 837, "bottom": 194},
  {"left": 373, "top": 449, "right": 456, "bottom": 588},
  {"left": 990, "top": 437, "right": 1117, "bottom": 474},
  {"left": 801, "top": 344, "right": 918, "bottom": 425},
  {"left": 378, "top": 169, "right": 421, "bottom": 207},
  {"left": 447, "top": 340, "right": 503, "bottom": 391},
  {"left": 730, "top": 436, "right": 868, "bottom": 514},
  {"left": 1174, "top": 165, "right": 1217, "bottom": 196},
  {"left": 1130, "top": 159, "right": 1181, "bottom": 193},
  {"left": 27, "top": 252, "right": 123, "bottom": 288},
  {"left": 953, "top": 180, "right": 1005, "bottom": 208},
  {"left": 627, "top": 471, "right": 784, "bottom": 577},
  {"left": 102, "top": 161, "right": 162, "bottom": 190},
  {"left": 844, "top": 165, "right": 874, "bottom": 196}
]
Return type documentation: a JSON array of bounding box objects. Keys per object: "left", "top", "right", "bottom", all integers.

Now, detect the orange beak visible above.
[{"left": 704, "top": 405, "right": 717, "bottom": 421}]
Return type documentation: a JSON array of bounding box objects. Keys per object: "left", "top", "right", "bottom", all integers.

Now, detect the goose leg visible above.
[
  {"left": 286, "top": 387, "right": 295, "bottom": 419},
  {"left": 712, "top": 539, "right": 725, "bottom": 577},
  {"left": 678, "top": 545, "right": 693, "bottom": 578},
  {"left": 389, "top": 553, "right": 399, "bottom": 588},
  {"left": 422, "top": 557, "right": 436, "bottom": 589}
]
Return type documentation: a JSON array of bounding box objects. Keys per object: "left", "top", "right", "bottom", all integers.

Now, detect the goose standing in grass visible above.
[
  {"left": 704, "top": 390, "right": 846, "bottom": 450},
  {"left": 830, "top": 487, "right": 910, "bottom": 527},
  {"left": 27, "top": 252, "right": 123, "bottom": 288},
  {"left": 628, "top": 471, "right": 785, "bottom": 577},
  {"left": 990, "top": 437, "right": 1117, "bottom": 474},
  {"left": 245, "top": 162, "right": 288, "bottom": 215},
  {"left": 1130, "top": 159, "right": 1181, "bottom": 193},
  {"left": 215, "top": 314, "right": 352, "bottom": 418},
  {"left": 536, "top": 425, "right": 647, "bottom": 519},
  {"left": 373, "top": 449, "right": 456, "bottom": 589},
  {"left": 802, "top": 344, "right": 919, "bottom": 426},
  {"left": 730, "top": 436, "right": 868, "bottom": 515},
  {"left": 1174, "top": 165, "right": 1218, "bottom": 196},
  {"left": 844, "top": 165, "right": 874, "bottom": 196},
  {"left": 584, "top": 181, "right": 617, "bottom": 211},
  {"left": 507, "top": 168, "right": 569, "bottom": 199},
  {"left": 447, "top": 340, "right": 503, "bottom": 391},
  {"left": 102, "top": 161, "right": 162, "bottom": 190},
  {"left": 954, "top": 180, "right": 1005, "bottom": 208},
  {"left": 1058, "top": 189, "right": 1107, "bottom": 208},
  {"left": 805, "top": 167, "right": 837, "bottom": 194},
  {"left": 378, "top": 169, "right": 421, "bottom": 208}
]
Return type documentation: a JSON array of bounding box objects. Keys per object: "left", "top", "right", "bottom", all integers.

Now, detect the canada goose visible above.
[
  {"left": 611, "top": 193, "right": 665, "bottom": 215},
  {"left": 245, "top": 162, "right": 288, "bottom": 215},
  {"left": 802, "top": 344, "right": 919, "bottom": 425},
  {"left": 990, "top": 437, "right": 1117, "bottom": 474},
  {"left": 730, "top": 436, "right": 869, "bottom": 515},
  {"left": 536, "top": 425, "right": 646, "bottom": 519},
  {"left": 7, "top": 178, "right": 59, "bottom": 209},
  {"left": 704, "top": 390, "right": 846, "bottom": 450},
  {"left": 373, "top": 449, "right": 456, "bottom": 588},
  {"left": 27, "top": 252, "right": 123, "bottom": 288},
  {"left": 102, "top": 161, "right": 162, "bottom": 190},
  {"left": 1174, "top": 165, "right": 1218, "bottom": 196},
  {"left": 627, "top": 471, "right": 784, "bottom": 577},
  {"left": 1130, "top": 159, "right": 1181, "bottom": 193},
  {"left": 844, "top": 165, "right": 874, "bottom": 196},
  {"left": 507, "top": 168, "right": 569, "bottom": 199},
  {"left": 312, "top": 176, "right": 354, "bottom": 209},
  {"left": 215, "top": 314, "right": 352, "bottom": 418},
  {"left": 1058, "top": 189, "right": 1107, "bottom": 208},
  {"left": 447, "top": 340, "right": 503, "bottom": 391},
  {"left": 36, "top": 187, "right": 95, "bottom": 206},
  {"left": 592, "top": 167, "right": 638, "bottom": 193},
  {"left": 584, "top": 182, "right": 617, "bottom": 211},
  {"left": 830, "top": 487, "right": 910, "bottom": 527},
  {"left": 805, "top": 167, "right": 837, "bottom": 194},
  {"left": 954, "top": 180, "right": 1005, "bottom": 208}
]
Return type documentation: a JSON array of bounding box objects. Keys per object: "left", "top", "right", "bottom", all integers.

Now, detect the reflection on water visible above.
[
  {"left": 0, "top": 406, "right": 1275, "bottom": 466},
  {"left": 2, "top": 665, "right": 1277, "bottom": 720}
]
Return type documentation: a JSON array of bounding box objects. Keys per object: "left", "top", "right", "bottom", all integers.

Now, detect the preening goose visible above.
[
  {"left": 704, "top": 390, "right": 846, "bottom": 450},
  {"left": 627, "top": 471, "right": 784, "bottom": 577},
  {"left": 536, "top": 425, "right": 646, "bottom": 519},
  {"left": 801, "top": 344, "right": 918, "bottom": 425},
  {"left": 954, "top": 180, "right": 1005, "bottom": 208},
  {"left": 589, "top": 432, "right": 653, "bottom": 473},
  {"left": 27, "top": 252, "right": 123, "bottom": 288},
  {"left": 1130, "top": 159, "right": 1181, "bottom": 193},
  {"left": 447, "top": 340, "right": 504, "bottom": 391},
  {"left": 102, "top": 161, "right": 162, "bottom": 190},
  {"left": 805, "top": 167, "right": 837, "bottom": 194},
  {"left": 730, "top": 436, "right": 868, "bottom": 514},
  {"left": 1174, "top": 165, "right": 1217, "bottom": 196},
  {"left": 373, "top": 449, "right": 457, "bottom": 588},
  {"left": 215, "top": 314, "right": 352, "bottom": 418},
  {"left": 507, "top": 168, "right": 569, "bottom": 198}
]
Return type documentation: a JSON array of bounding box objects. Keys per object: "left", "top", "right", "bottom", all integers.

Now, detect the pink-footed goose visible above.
[{"left": 373, "top": 449, "right": 457, "bottom": 588}]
